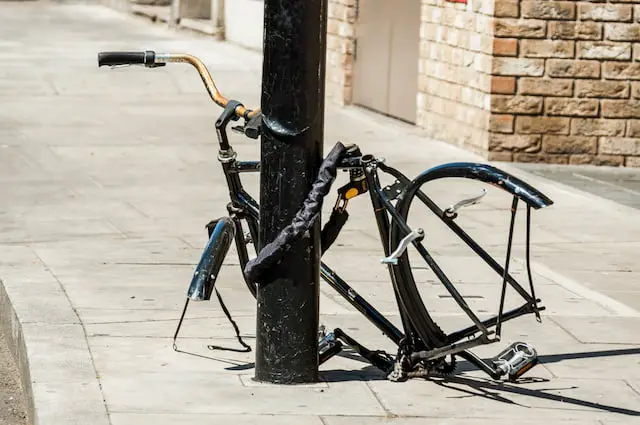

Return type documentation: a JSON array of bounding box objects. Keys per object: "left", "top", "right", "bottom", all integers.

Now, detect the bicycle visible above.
[{"left": 98, "top": 50, "right": 553, "bottom": 382}]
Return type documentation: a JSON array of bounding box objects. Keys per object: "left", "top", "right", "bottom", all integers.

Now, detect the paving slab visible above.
[
  {"left": 0, "top": 2, "right": 639, "bottom": 425},
  {"left": 539, "top": 344, "right": 640, "bottom": 380},
  {"left": 30, "top": 381, "right": 109, "bottom": 425},
  {"left": 366, "top": 377, "right": 640, "bottom": 419},
  {"left": 550, "top": 316, "right": 640, "bottom": 345},
  {"left": 109, "top": 414, "right": 325, "bottom": 425},
  {"left": 100, "top": 372, "right": 387, "bottom": 416},
  {"left": 514, "top": 163, "right": 640, "bottom": 211},
  {"left": 323, "top": 419, "right": 599, "bottom": 425}
]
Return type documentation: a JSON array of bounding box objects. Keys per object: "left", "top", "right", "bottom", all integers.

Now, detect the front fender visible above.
[{"left": 187, "top": 217, "right": 236, "bottom": 301}]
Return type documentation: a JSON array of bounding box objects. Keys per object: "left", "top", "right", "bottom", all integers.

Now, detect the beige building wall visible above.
[
  {"left": 326, "top": 0, "right": 357, "bottom": 106},
  {"left": 327, "top": 0, "right": 640, "bottom": 167},
  {"left": 418, "top": 0, "right": 495, "bottom": 156}
]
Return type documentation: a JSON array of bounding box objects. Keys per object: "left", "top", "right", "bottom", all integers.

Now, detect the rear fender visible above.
[{"left": 402, "top": 162, "right": 553, "bottom": 210}]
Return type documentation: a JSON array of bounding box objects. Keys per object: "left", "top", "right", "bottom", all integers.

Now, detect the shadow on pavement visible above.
[
  {"left": 434, "top": 375, "right": 640, "bottom": 417},
  {"left": 538, "top": 347, "right": 640, "bottom": 364},
  {"left": 220, "top": 347, "right": 640, "bottom": 393},
  {"left": 174, "top": 347, "right": 251, "bottom": 368},
  {"left": 224, "top": 348, "right": 389, "bottom": 380},
  {"left": 452, "top": 347, "right": 640, "bottom": 374}
]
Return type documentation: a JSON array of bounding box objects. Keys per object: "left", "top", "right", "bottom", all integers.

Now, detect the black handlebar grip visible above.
[
  {"left": 244, "top": 113, "right": 262, "bottom": 139},
  {"left": 98, "top": 51, "right": 156, "bottom": 67}
]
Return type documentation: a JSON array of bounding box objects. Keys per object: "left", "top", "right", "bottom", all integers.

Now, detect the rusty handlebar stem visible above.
[{"left": 155, "top": 53, "right": 260, "bottom": 119}]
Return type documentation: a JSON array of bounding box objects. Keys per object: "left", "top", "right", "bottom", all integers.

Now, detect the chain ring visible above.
[{"left": 432, "top": 355, "right": 457, "bottom": 376}]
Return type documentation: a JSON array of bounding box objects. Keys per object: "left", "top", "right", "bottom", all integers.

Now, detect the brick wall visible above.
[
  {"left": 321, "top": 0, "right": 640, "bottom": 167},
  {"left": 326, "top": 0, "right": 356, "bottom": 105},
  {"left": 418, "top": 0, "right": 496, "bottom": 156},
  {"left": 490, "top": 0, "right": 640, "bottom": 166}
]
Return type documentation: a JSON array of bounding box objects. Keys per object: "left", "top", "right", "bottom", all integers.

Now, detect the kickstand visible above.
[{"left": 172, "top": 289, "right": 252, "bottom": 354}]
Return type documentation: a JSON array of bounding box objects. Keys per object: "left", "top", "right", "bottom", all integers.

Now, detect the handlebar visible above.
[
  {"left": 97, "top": 50, "right": 259, "bottom": 119},
  {"left": 98, "top": 51, "right": 159, "bottom": 67}
]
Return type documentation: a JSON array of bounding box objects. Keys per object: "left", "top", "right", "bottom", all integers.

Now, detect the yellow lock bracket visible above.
[{"left": 334, "top": 178, "right": 368, "bottom": 212}]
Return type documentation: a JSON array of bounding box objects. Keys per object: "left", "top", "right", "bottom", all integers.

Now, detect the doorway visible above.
[{"left": 352, "top": 0, "right": 422, "bottom": 124}]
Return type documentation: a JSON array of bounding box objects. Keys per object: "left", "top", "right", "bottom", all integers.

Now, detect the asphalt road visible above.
[{"left": 0, "top": 332, "right": 26, "bottom": 425}]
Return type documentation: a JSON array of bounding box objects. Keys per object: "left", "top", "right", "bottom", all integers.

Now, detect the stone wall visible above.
[
  {"left": 326, "top": 0, "right": 356, "bottom": 105},
  {"left": 418, "top": 0, "right": 496, "bottom": 156},
  {"left": 489, "top": 0, "right": 640, "bottom": 166}
]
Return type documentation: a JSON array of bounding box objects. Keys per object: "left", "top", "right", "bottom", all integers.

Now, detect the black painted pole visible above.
[{"left": 255, "top": 0, "right": 328, "bottom": 383}]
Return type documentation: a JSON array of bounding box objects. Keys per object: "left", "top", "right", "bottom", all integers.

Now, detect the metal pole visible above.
[{"left": 255, "top": 0, "right": 328, "bottom": 383}]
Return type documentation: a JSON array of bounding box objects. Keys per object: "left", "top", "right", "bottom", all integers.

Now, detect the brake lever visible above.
[
  {"left": 381, "top": 229, "right": 424, "bottom": 265},
  {"left": 444, "top": 189, "right": 487, "bottom": 218}
]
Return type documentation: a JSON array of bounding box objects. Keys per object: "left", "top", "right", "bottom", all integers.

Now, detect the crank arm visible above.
[
  {"left": 409, "top": 333, "right": 493, "bottom": 365},
  {"left": 333, "top": 328, "right": 394, "bottom": 373}
]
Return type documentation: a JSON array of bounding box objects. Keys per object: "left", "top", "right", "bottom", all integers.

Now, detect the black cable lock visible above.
[{"left": 244, "top": 142, "right": 349, "bottom": 284}]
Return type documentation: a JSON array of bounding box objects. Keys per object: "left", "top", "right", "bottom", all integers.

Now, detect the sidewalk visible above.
[
  {"left": 0, "top": 2, "right": 639, "bottom": 425},
  {"left": 514, "top": 162, "right": 640, "bottom": 211}
]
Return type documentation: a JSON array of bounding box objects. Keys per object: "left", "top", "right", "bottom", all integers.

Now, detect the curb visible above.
[
  {"left": 0, "top": 279, "right": 36, "bottom": 425},
  {"left": 0, "top": 249, "right": 111, "bottom": 425}
]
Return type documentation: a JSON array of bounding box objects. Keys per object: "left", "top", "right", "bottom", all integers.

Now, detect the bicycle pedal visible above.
[
  {"left": 491, "top": 342, "right": 538, "bottom": 382},
  {"left": 318, "top": 325, "right": 327, "bottom": 342},
  {"left": 319, "top": 337, "right": 343, "bottom": 365}
]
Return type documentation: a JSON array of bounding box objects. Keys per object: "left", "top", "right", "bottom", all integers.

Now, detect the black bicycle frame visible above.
[
  {"left": 221, "top": 154, "right": 409, "bottom": 346},
  {"left": 214, "top": 105, "right": 546, "bottom": 364}
]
